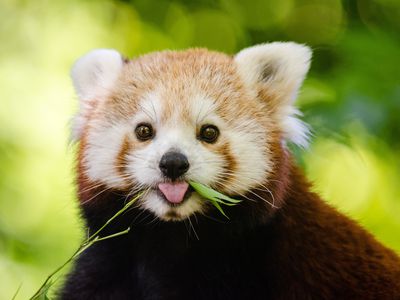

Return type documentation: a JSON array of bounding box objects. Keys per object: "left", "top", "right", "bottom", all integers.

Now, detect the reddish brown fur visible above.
[
  {"left": 115, "top": 135, "right": 131, "bottom": 179},
  {"left": 277, "top": 164, "right": 400, "bottom": 298},
  {"left": 214, "top": 142, "right": 237, "bottom": 190}
]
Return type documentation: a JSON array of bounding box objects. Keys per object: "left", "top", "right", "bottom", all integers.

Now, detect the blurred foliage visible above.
[{"left": 0, "top": 0, "right": 399, "bottom": 298}]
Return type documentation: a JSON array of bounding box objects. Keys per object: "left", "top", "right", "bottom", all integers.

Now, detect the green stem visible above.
[
  {"left": 95, "top": 227, "right": 130, "bottom": 242},
  {"left": 28, "top": 192, "right": 143, "bottom": 300},
  {"left": 86, "top": 192, "right": 142, "bottom": 242},
  {"left": 11, "top": 284, "right": 22, "bottom": 300}
]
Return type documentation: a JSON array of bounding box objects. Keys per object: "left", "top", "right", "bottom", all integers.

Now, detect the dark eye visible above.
[
  {"left": 135, "top": 123, "right": 154, "bottom": 141},
  {"left": 199, "top": 125, "right": 219, "bottom": 143}
]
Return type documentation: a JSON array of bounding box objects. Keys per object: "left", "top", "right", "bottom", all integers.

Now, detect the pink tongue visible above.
[{"left": 158, "top": 182, "right": 189, "bottom": 204}]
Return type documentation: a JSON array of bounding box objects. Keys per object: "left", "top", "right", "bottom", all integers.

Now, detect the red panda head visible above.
[{"left": 71, "top": 43, "right": 311, "bottom": 221}]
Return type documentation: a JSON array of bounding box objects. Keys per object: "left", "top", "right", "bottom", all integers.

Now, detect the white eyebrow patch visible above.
[
  {"left": 134, "top": 91, "right": 162, "bottom": 124},
  {"left": 191, "top": 94, "right": 216, "bottom": 123}
]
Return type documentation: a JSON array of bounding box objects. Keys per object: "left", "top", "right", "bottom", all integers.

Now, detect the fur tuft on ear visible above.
[
  {"left": 235, "top": 42, "right": 312, "bottom": 147},
  {"left": 71, "top": 49, "right": 123, "bottom": 139}
]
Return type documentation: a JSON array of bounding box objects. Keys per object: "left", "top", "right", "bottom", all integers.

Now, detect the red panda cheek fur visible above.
[{"left": 61, "top": 45, "right": 400, "bottom": 300}]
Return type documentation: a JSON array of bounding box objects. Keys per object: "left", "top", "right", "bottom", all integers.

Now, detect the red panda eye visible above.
[
  {"left": 199, "top": 125, "right": 219, "bottom": 143},
  {"left": 135, "top": 123, "right": 154, "bottom": 141}
]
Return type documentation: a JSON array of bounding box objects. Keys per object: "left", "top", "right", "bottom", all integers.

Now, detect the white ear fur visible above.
[
  {"left": 71, "top": 49, "right": 123, "bottom": 139},
  {"left": 71, "top": 49, "right": 123, "bottom": 100},
  {"left": 235, "top": 42, "right": 312, "bottom": 147}
]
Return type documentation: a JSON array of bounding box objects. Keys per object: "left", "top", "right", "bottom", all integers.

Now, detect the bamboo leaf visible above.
[
  {"left": 189, "top": 181, "right": 241, "bottom": 219},
  {"left": 209, "top": 199, "right": 229, "bottom": 219},
  {"left": 189, "top": 181, "right": 241, "bottom": 203}
]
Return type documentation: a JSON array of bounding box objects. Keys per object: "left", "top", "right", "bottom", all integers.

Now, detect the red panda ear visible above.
[
  {"left": 235, "top": 42, "right": 312, "bottom": 147},
  {"left": 71, "top": 49, "right": 124, "bottom": 140}
]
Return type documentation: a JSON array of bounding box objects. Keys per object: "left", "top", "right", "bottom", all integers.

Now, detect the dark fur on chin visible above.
[{"left": 59, "top": 160, "right": 400, "bottom": 300}]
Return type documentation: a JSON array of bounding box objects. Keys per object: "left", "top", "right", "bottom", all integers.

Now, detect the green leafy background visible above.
[{"left": 0, "top": 0, "right": 399, "bottom": 298}]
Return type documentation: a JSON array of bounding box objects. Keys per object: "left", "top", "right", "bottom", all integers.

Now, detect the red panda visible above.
[{"left": 60, "top": 43, "right": 400, "bottom": 299}]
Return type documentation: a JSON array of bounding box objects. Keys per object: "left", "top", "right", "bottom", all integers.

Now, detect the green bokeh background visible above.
[{"left": 0, "top": 0, "right": 399, "bottom": 298}]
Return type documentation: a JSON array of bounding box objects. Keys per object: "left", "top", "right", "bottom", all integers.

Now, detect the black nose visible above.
[{"left": 159, "top": 151, "right": 190, "bottom": 180}]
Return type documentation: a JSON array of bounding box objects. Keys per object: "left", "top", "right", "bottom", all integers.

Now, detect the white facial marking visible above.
[{"left": 84, "top": 120, "right": 130, "bottom": 188}]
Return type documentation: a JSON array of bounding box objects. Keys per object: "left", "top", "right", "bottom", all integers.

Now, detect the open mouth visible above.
[{"left": 156, "top": 181, "right": 194, "bottom": 206}]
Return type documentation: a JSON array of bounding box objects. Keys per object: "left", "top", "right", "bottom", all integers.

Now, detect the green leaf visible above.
[
  {"left": 189, "top": 181, "right": 241, "bottom": 203},
  {"left": 209, "top": 199, "right": 229, "bottom": 219},
  {"left": 189, "top": 181, "right": 242, "bottom": 219}
]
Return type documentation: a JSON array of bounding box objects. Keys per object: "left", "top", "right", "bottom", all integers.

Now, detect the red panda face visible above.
[{"left": 72, "top": 44, "right": 311, "bottom": 221}]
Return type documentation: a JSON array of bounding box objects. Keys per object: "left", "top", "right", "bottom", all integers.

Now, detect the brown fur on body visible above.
[{"left": 275, "top": 165, "right": 400, "bottom": 299}]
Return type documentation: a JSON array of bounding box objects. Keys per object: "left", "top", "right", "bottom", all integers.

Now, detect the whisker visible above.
[
  {"left": 188, "top": 216, "right": 200, "bottom": 240},
  {"left": 80, "top": 186, "right": 114, "bottom": 205},
  {"left": 199, "top": 210, "right": 227, "bottom": 224},
  {"left": 138, "top": 103, "right": 156, "bottom": 123},
  {"left": 79, "top": 182, "right": 108, "bottom": 194},
  {"left": 211, "top": 176, "right": 279, "bottom": 209},
  {"left": 149, "top": 99, "right": 158, "bottom": 123},
  {"left": 183, "top": 219, "right": 191, "bottom": 237}
]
